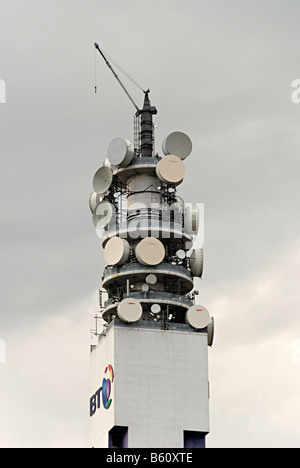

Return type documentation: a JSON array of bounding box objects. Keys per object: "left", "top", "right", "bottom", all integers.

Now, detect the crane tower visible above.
[{"left": 89, "top": 45, "right": 214, "bottom": 449}]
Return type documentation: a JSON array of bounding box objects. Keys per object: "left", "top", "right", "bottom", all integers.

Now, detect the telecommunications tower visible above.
[{"left": 89, "top": 44, "right": 214, "bottom": 448}]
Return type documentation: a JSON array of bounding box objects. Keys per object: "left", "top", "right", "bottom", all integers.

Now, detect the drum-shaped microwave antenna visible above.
[
  {"left": 92, "top": 201, "right": 114, "bottom": 229},
  {"left": 117, "top": 298, "right": 143, "bottom": 323},
  {"left": 184, "top": 204, "right": 200, "bottom": 235},
  {"left": 93, "top": 166, "right": 113, "bottom": 194},
  {"left": 189, "top": 249, "right": 204, "bottom": 278},
  {"left": 104, "top": 237, "right": 130, "bottom": 266},
  {"left": 89, "top": 192, "right": 104, "bottom": 213},
  {"left": 156, "top": 155, "right": 185, "bottom": 186},
  {"left": 136, "top": 237, "right": 165, "bottom": 266},
  {"left": 162, "top": 131, "right": 192, "bottom": 160},
  {"left": 107, "top": 137, "right": 134, "bottom": 168},
  {"left": 186, "top": 305, "right": 210, "bottom": 329}
]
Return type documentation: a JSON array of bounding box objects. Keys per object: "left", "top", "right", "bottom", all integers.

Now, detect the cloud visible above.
[
  {"left": 1, "top": 0, "right": 300, "bottom": 448},
  {"left": 0, "top": 297, "right": 93, "bottom": 448}
]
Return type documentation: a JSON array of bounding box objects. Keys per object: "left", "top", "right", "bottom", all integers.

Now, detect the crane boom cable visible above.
[
  {"left": 97, "top": 45, "right": 146, "bottom": 93},
  {"left": 94, "top": 43, "right": 141, "bottom": 112}
]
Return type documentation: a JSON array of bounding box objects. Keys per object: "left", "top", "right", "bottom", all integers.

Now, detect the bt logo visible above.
[
  {"left": 0, "top": 79, "right": 6, "bottom": 104},
  {"left": 90, "top": 364, "right": 114, "bottom": 417}
]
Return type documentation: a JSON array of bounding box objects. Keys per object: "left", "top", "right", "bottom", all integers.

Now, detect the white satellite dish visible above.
[
  {"left": 156, "top": 155, "right": 185, "bottom": 186},
  {"left": 117, "top": 298, "right": 143, "bottom": 323},
  {"left": 186, "top": 305, "right": 210, "bottom": 329},
  {"left": 146, "top": 274, "right": 158, "bottom": 285},
  {"left": 207, "top": 317, "right": 215, "bottom": 347},
  {"left": 92, "top": 201, "right": 114, "bottom": 229},
  {"left": 151, "top": 304, "right": 161, "bottom": 314},
  {"left": 107, "top": 137, "right": 134, "bottom": 168},
  {"left": 189, "top": 249, "right": 204, "bottom": 278},
  {"left": 93, "top": 166, "right": 113, "bottom": 194},
  {"left": 184, "top": 205, "right": 200, "bottom": 235},
  {"left": 136, "top": 237, "right": 165, "bottom": 266},
  {"left": 162, "top": 131, "right": 192, "bottom": 160},
  {"left": 89, "top": 192, "right": 104, "bottom": 213},
  {"left": 104, "top": 237, "right": 130, "bottom": 266},
  {"left": 176, "top": 249, "right": 186, "bottom": 260}
]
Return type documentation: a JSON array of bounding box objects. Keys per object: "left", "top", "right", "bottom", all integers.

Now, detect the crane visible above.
[
  {"left": 94, "top": 43, "right": 157, "bottom": 158},
  {"left": 94, "top": 43, "right": 144, "bottom": 113}
]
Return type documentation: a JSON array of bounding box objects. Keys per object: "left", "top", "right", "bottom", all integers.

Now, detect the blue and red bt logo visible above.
[{"left": 90, "top": 364, "right": 114, "bottom": 417}]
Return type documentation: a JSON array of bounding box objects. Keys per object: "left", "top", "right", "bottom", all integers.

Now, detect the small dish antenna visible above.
[
  {"left": 151, "top": 304, "right": 161, "bottom": 315},
  {"left": 176, "top": 250, "right": 186, "bottom": 260},
  {"left": 146, "top": 274, "right": 157, "bottom": 285}
]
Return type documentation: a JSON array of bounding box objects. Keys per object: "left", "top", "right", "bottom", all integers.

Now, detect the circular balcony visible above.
[
  {"left": 102, "top": 261, "right": 194, "bottom": 295},
  {"left": 101, "top": 290, "right": 193, "bottom": 323},
  {"left": 113, "top": 156, "right": 159, "bottom": 184},
  {"left": 102, "top": 219, "right": 192, "bottom": 246}
]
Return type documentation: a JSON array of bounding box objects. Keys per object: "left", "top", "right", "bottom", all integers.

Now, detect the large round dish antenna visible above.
[
  {"left": 107, "top": 137, "right": 134, "bottom": 168},
  {"left": 104, "top": 237, "right": 130, "bottom": 266},
  {"left": 92, "top": 201, "right": 114, "bottom": 229},
  {"left": 117, "top": 298, "right": 143, "bottom": 323},
  {"left": 162, "top": 131, "right": 192, "bottom": 160},
  {"left": 89, "top": 192, "right": 104, "bottom": 213},
  {"left": 93, "top": 166, "right": 113, "bottom": 194},
  {"left": 189, "top": 249, "right": 204, "bottom": 278},
  {"left": 184, "top": 205, "right": 200, "bottom": 235},
  {"left": 156, "top": 155, "right": 185, "bottom": 186},
  {"left": 186, "top": 305, "right": 210, "bottom": 329},
  {"left": 136, "top": 237, "right": 165, "bottom": 266}
]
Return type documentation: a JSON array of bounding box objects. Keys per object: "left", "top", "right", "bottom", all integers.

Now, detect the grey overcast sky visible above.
[{"left": 1, "top": 0, "right": 300, "bottom": 448}]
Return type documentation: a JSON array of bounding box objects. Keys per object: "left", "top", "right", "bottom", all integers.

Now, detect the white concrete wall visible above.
[{"left": 90, "top": 324, "right": 209, "bottom": 448}]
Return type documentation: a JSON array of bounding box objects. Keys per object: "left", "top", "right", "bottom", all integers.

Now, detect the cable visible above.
[
  {"left": 95, "top": 43, "right": 146, "bottom": 93},
  {"left": 94, "top": 46, "right": 98, "bottom": 93}
]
